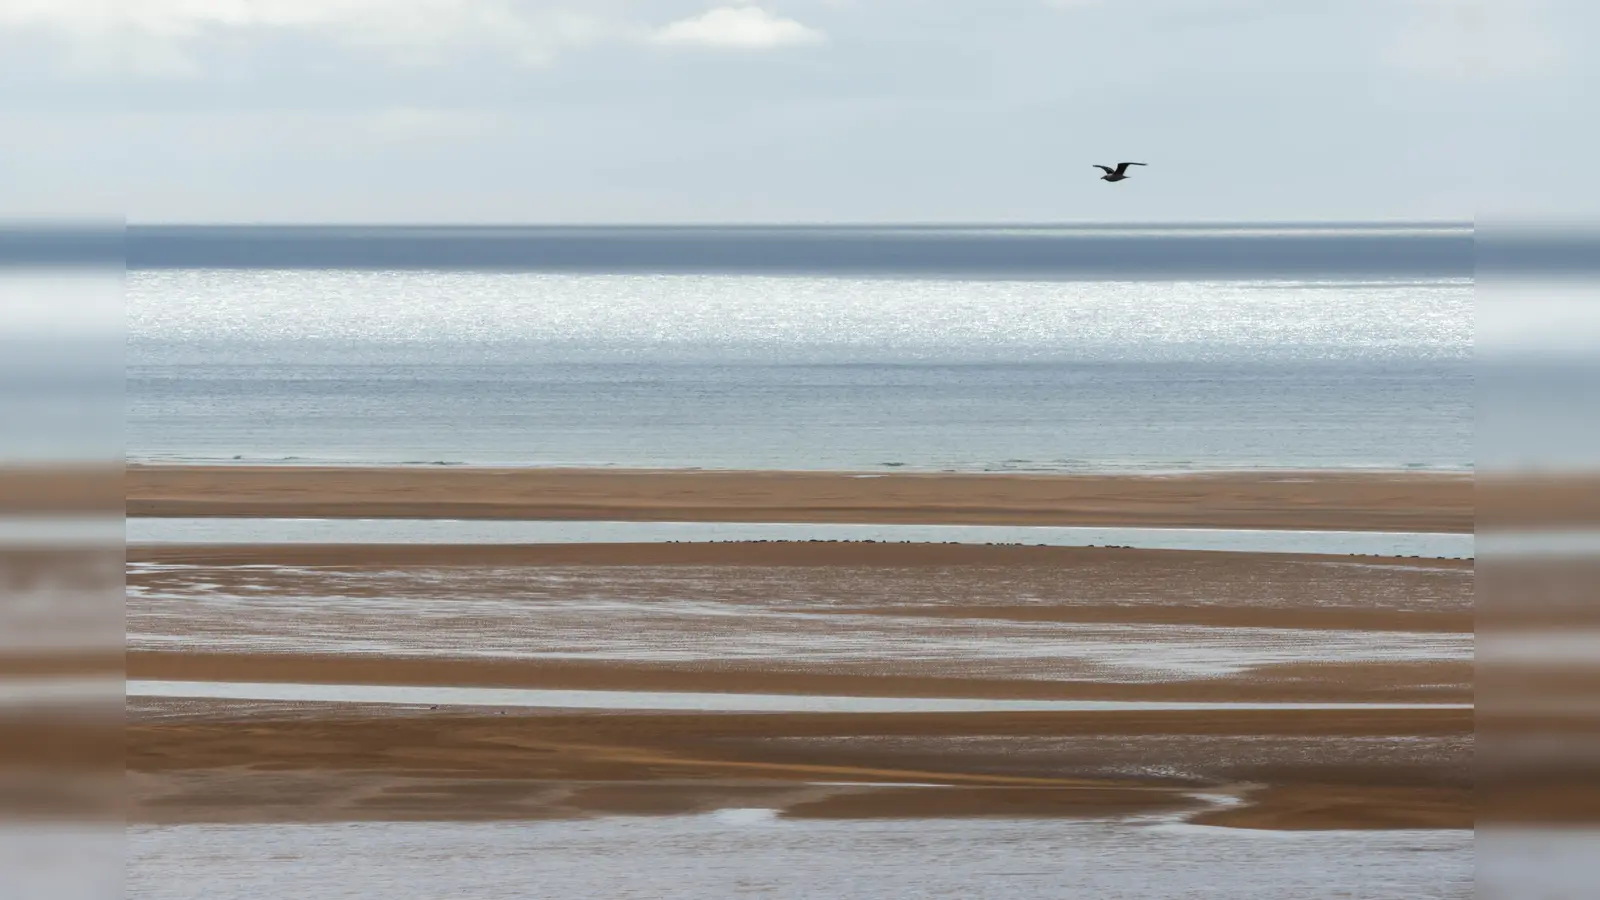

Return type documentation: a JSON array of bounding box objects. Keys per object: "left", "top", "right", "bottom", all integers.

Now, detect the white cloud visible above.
[
  {"left": 0, "top": 1, "right": 829, "bottom": 74},
  {"left": 652, "top": 5, "right": 825, "bottom": 50},
  {"left": 0, "top": 0, "right": 620, "bottom": 73}
]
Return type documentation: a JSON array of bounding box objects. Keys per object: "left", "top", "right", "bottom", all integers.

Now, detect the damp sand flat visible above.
[
  {"left": 124, "top": 547, "right": 1473, "bottom": 701},
  {"left": 120, "top": 524, "right": 1477, "bottom": 841},
  {"left": 125, "top": 610, "right": 1471, "bottom": 684},
  {"left": 126, "top": 702, "right": 1473, "bottom": 829},
  {"left": 123, "top": 651, "right": 1475, "bottom": 705},
  {"left": 123, "top": 466, "right": 1474, "bottom": 533},
  {"left": 125, "top": 566, "right": 1471, "bottom": 686}
]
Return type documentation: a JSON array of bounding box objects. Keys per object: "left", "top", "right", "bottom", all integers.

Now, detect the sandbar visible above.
[
  {"left": 126, "top": 704, "right": 1472, "bottom": 828},
  {"left": 124, "top": 465, "right": 1474, "bottom": 532}
]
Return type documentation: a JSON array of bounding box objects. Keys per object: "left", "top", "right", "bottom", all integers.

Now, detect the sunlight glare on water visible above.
[{"left": 126, "top": 269, "right": 1473, "bottom": 471}]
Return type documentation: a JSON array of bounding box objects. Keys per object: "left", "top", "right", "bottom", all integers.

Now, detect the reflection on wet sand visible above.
[{"left": 127, "top": 545, "right": 1472, "bottom": 701}]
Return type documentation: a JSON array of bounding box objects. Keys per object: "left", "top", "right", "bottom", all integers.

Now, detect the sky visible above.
[{"left": 0, "top": 0, "right": 1592, "bottom": 223}]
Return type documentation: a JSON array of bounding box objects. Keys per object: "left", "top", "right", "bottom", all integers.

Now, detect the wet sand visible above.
[
  {"left": 121, "top": 486, "right": 1476, "bottom": 831},
  {"left": 127, "top": 543, "right": 1472, "bottom": 701},
  {"left": 858, "top": 603, "right": 1471, "bottom": 632},
  {"left": 1188, "top": 784, "right": 1472, "bottom": 830},
  {"left": 127, "top": 704, "right": 1471, "bottom": 828},
  {"left": 124, "top": 465, "right": 1474, "bottom": 532},
  {"left": 0, "top": 464, "right": 122, "bottom": 514},
  {"left": 125, "top": 653, "right": 1473, "bottom": 704}
]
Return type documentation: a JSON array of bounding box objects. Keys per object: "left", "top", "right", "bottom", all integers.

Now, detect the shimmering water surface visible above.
[
  {"left": 127, "top": 228, "right": 1473, "bottom": 471},
  {"left": 125, "top": 816, "right": 1473, "bottom": 900}
]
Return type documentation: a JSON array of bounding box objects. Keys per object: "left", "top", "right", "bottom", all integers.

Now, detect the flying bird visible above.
[{"left": 1094, "top": 162, "right": 1146, "bottom": 182}]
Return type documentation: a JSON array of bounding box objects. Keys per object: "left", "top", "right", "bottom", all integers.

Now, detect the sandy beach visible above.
[
  {"left": 125, "top": 528, "right": 1474, "bottom": 829},
  {"left": 127, "top": 542, "right": 1471, "bottom": 699},
  {"left": 128, "top": 702, "right": 1471, "bottom": 828},
  {"left": 109, "top": 461, "right": 1483, "bottom": 834},
  {"left": 124, "top": 465, "right": 1474, "bottom": 531}
]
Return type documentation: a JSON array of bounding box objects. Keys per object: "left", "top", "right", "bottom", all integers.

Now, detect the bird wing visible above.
[
  {"left": 1114, "top": 162, "right": 1147, "bottom": 175},
  {"left": 1093, "top": 165, "right": 1114, "bottom": 174}
]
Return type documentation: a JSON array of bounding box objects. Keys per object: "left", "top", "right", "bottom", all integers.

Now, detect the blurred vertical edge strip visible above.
[
  {"left": 0, "top": 219, "right": 127, "bottom": 900},
  {"left": 1474, "top": 0, "right": 1600, "bottom": 889},
  {"left": 1478, "top": 219, "right": 1600, "bottom": 898}
]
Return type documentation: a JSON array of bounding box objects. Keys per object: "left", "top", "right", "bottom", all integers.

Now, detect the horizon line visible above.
[{"left": 120, "top": 219, "right": 1474, "bottom": 230}]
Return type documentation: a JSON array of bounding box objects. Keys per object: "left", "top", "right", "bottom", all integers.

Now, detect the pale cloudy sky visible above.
[{"left": 0, "top": 0, "right": 1590, "bottom": 223}]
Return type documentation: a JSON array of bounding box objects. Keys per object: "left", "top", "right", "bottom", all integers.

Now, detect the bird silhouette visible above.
[{"left": 1094, "top": 162, "right": 1146, "bottom": 182}]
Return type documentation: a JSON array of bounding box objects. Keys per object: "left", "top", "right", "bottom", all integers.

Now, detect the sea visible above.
[
  {"left": 125, "top": 224, "right": 1474, "bottom": 472},
  {"left": 121, "top": 817, "right": 1474, "bottom": 900}
]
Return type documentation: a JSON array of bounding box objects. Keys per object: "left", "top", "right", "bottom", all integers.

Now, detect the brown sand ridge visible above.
[
  {"left": 126, "top": 542, "right": 1471, "bottom": 703},
  {"left": 1189, "top": 784, "right": 1473, "bottom": 830},
  {"left": 0, "top": 464, "right": 122, "bottom": 514},
  {"left": 125, "top": 465, "right": 1474, "bottom": 532},
  {"left": 127, "top": 705, "right": 1472, "bottom": 828},
  {"left": 855, "top": 603, "right": 1471, "bottom": 633},
  {"left": 126, "top": 652, "right": 1473, "bottom": 704},
  {"left": 125, "top": 543, "right": 1471, "bottom": 635}
]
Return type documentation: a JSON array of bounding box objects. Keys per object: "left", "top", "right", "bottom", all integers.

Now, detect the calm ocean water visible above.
[
  {"left": 125, "top": 819, "right": 1471, "bottom": 900},
  {"left": 126, "top": 225, "right": 1473, "bottom": 472}
]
